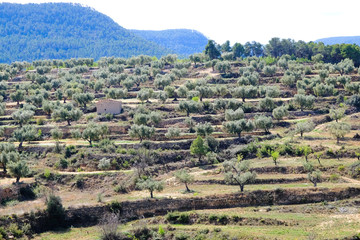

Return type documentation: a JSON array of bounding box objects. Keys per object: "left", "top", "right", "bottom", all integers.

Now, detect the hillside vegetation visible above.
[
  {"left": 0, "top": 41, "right": 360, "bottom": 239},
  {"left": 0, "top": 3, "right": 173, "bottom": 62}
]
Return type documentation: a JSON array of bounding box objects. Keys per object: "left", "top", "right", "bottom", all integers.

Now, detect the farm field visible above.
[{"left": 0, "top": 51, "right": 360, "bottom": 240}]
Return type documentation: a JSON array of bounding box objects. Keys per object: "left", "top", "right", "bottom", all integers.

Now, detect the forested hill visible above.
[
  {"left": 0, "top": 3, "right": 173, "bottom": 63},
  {"left": 130, "top": 29, "right": 208, "bottom": 57},
  {"left": 316, "top": 36, "right": 360, "bottom": 46}
]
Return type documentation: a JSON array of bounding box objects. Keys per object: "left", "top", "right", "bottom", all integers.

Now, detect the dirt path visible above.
[
  {"left": 57, "top": 170, "right": 132, "bottom": 175},
  {"left": 342, "top": 176, "right": 360, "bottom": 185}
]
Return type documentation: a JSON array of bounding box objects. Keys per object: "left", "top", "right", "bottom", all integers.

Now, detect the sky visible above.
[{"left": 2, "top": 0, "right": 360, "bottom": 45}]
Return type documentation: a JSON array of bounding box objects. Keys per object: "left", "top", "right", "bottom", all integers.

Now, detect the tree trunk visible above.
[
  {"left": 2, "top": 165, "right": 6, "bottom": 173},
  {"left": 313, "top": 181, "right": 317, "bottom": 187},
  {"left": 150, "top": 191, "right": 153, "bottom": 198},
  {"left": 240, "top": 185, "right": 244, "bottom": 192},
  {"left": 67, "top": 120, "right": 71, "bottom": 126},
  {"left": 16, "top": 176, "right": 20, "bottom": 183},
  {"left": 237, "top": 132, "right": 241, "bottom": 139},
  {"left": 300, "top": 132, "right": 303, "bottom": 138},
  {"left": 317, "top": 158, "right": 322, "bottom": 166},
  {"left": 89, "top": 139, "right": 92, "bottom": 146},
  {"left": 337, "top": 137, "right": 340, "bottom": 144},
  {"left": 18, "top": 141, "right": 23, "bottom": 149},
  {"left": 185, "top": 183, "right": 190, "bottom": 192}
]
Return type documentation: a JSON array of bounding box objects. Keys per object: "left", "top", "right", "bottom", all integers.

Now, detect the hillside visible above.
[
  {"left": 1, "top": 52, "right": 360, "bottom": 239},
  {"left": 316, "top": 36, "right": 360, "bottom": 45},
  {"left": 0, "top": 3, "right": 172, "bottom": 63},
  {"left": 130, "top": 29, "right": 208, "bottom": 57}
]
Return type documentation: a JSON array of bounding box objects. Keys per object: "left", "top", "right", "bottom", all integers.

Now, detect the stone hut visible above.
[{"left": 96, "top": 99, "right": 122, "bottom": 115}]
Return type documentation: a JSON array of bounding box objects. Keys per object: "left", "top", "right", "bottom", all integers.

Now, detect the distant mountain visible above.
[
  {"left": 315, "top": 36, "right": 360, "bottom": 45},
  {"left": 0, "top": 3, "right": 173, "bottom": 63},
  {"left": 130, "top": 29, "right": 208, "bottom": 57}
]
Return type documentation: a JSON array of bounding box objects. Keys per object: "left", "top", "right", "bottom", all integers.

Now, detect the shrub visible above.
[
  {"left": 329, "top": 174, "right": 340, "bottom": 182},
  {"left": 46, "top": 194, "right": 65, "bottom": 226},
  {"left": 107, "top": 200, "right": 122, "bottom": 214}
]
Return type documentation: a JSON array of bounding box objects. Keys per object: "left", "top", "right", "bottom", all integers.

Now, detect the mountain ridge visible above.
[
  {"left": 315, "top": 36, "right": 360, "bottom": 45},
  {"left": 0, "top": 3, "right": 207, "bottom": 63}
]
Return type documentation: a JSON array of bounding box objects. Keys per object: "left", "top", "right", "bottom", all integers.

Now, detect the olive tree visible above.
[
  {"left": 195, "top": 122, "right": 214, "bottom": 137},
  {"left": 52, "top": 103, "right": 83, "bottom": 126},
  {"left": 225, "top": 108, "right": 244, "bottom": 121},
  {"left": 232, "top": 86, "right": 257, "bottom": 102},
  {"left": 303, "top": 162, "right": 321, "bottom": 187},
  {"left": 272, "top": 106, "right": 288, "bottom": 121},
  {"left": 11, "top": 109, "right": 34, "bottom": 127},
  {"left": 128, "top": 124, "right": 155, "bottom": 142},
  {"left": 223, "top": 119, "right": 254, "bottom": 138},
  {"left": 174, "top": 169, "right": 194, "bottom": 192},
  {"left": 165, "top": 127, "right": 181, "bottom": 139},
  {"left": 259, "top": 97, "right": 276, "bottom": 112},
  {"left": 328, "top": 122, "right": 351, "bottom": 144},
  {"left": 10, "top": 90, "right": 25, "bottom": 105},
  {"left": 329, "top": 108, "right": 345, "bottom": 122},
  {"left": 8, "top": 159, "right": 29, "bottom": 183},
  {"left": 82, "top": 122, "right": 109, "bottom": 146},
  {"left": 136, "top": 177, "right": 164, "bottom": 198},
  {"left": 178, "top": 100, "right": 202, "bottom": 117},
  {"left": 12, "top": 125, "right": 37, "bottom": 149},
  {"left": 223, "top": 160, "right": 256, "bottom": 192},
  {"left": 295, "top": 120, "right": 315, "bottom": 138},
  {"left": 255, "top": 115, "right": 273, "bottom": 134},
  {"left": 72, "top": 92, "right": 94, "bottom": 108},
  {"left": 294, "top": 94, "right": 315, "bottom": 111},
  {"left": 0, "top": 143, "right": 18, "bottom": 173},
  {"left": 137, "top": 88, "right": 154, "bottom": 103}
]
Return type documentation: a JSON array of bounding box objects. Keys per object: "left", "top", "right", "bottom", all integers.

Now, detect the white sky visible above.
[{"left": 2, "top": 0, "right": 360, "bottom": 45}]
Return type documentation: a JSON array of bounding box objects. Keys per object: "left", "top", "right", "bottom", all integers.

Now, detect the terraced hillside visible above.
[{"left": 0, "top": 55, "right": 360, "bottom": 240}]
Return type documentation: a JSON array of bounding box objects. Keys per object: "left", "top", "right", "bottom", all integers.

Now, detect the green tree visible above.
[
  {"left": 232, "top": 42, "right": 245, "bottom": 58},
  {"left": 195, "top": 86, "right": 214, "bottom": 102},
  {"left": 190, "top": 136, "right": 208, "bottom": 162},
  {"left": 225, "top": 108, "right": 244, "bottom": 121},
  {"left": 303, "top": 162, "right": 321, "bottom": 187},
  {"left": 295, "top": 121, "right": 315, "bottom": 138},
  {"left": 270, "top": 150, "right": 280, "bottom": 166},
  {"left": 137, "top": 88, "right": 154, "bottom": 103},
  {"left": 294, "top": 94, "right": 315, "bottom": 111},
  {"left": 136, "top": 177, "right": 164, "bottom": 198},
  {"left": 195, "top": 122, "right": 214, "bottom": 137},
  {"left": 329, "top": 108, "right": 345, "bottom": 122},
  {"left": 272, "top": 106, "right": 289, "bottom": 121},
  {"left": 232, "top": 86, "right": 257, "bottom": 102},
  {"left": 46, "top": 194, "right": 65, "bottom": 225},
  {"left": 10, "top": 90, "right": 25, "bottom": 106},
  {"left": 178, "top": 100, "right": 201, "bottom": 117},
  {"left": 174, "top": 169, "right": 194, "bottom": 192},
  {"left": 8, "top": 160, "right": 29, "bottom": 183},
  {"left": 82, "top": 122, "right": 109, "bottom": 146},
  {"left": 259, "top": 97, "right": 276, "bottom": 112},
  {"left": 51, "top": 103, "right": 83, "bottom": 126},
  {"left": 205, "top": 40, "right": 221, "bottom": 60},
  {"left": 223, "top": 160, "right": 256, "bottom": 192},
  {"left": 223, "top": 119, "right": 254, "bottom": 138},
  {"left": 11, "top": 109, "right": 34, "bottom": 127},
  {"left": 255, "top": 115, "right": 273, "bottom": 134},
  {"left": 129, "top": 124, "right": 155, "bottom": 142},
  {"left": 328, "top": 122, "right": 351, "bottom": 144},
  {"left": 72, "top": 92, "right": 94, "bottom": 108},
  {"left": 0, "top": 143, "right": 18, "bottom": 173},
  {"left": 50, "top": 127, "right": 63, "bottom": 142},
  {"left": 12, "top": 125, "right": 37, "bottom": 149}
]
